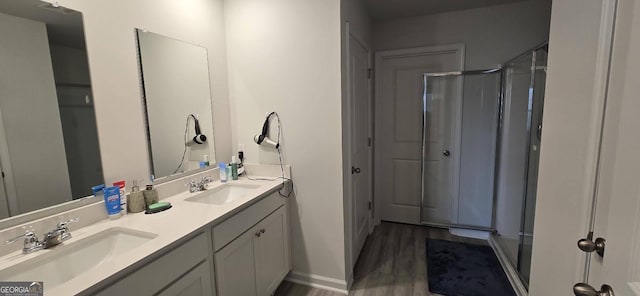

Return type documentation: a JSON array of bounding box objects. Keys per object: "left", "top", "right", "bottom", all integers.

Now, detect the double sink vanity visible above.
[
  {"left": 0, "top": 1, "right": 293, "bottom": 295},
  {"left": 0, "top": 173, "right": 291, "bottom": 296}
]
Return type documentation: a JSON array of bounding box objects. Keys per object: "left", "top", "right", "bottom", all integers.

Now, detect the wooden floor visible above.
[{"left": 274, "top": 222, "right": 487, "bottom": 296}]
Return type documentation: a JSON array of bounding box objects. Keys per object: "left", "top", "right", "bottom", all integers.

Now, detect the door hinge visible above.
[
  {"left": 1, "top": 172, "right": 4, "bottom": 178},
  {"left": 367, "top": 68, "right": 373, "bottom": 79},
  {"left": 368, "top": 137, "right": 372, "bottom": 147},
  {"left": 368, "top": 201, "right": 372, "bottom": 210}
]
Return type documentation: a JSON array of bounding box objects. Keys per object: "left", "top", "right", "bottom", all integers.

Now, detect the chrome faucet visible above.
[
  {"left": 188, "top": 176, "right": 213, "bottom": 193},
  {"left": 42, "top": 218, "right": 78, "bottom": 249},
  {"left": 5, "top": 218, "right": 78, "bottom": 254},
  {"left": 5, "top": 230, "right": 42, "bottom": 254},
  {"left": 198, "top": 176, "right": 213, "bottom": 191}
]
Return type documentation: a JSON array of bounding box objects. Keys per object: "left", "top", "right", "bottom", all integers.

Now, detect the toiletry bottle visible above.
[
  {"left": 103, "top": 186, "right": 122, "bottom": 219},
  {"left": 92, "top": 184, "right": 105, "bottom": 200},
  {"left": 231, "top": 156, "right": 239, "bottom": 180},
  {"left": 143, "top": 184, "right": 159, "bottom": 206},
  {"left": 237, "top": 144, "right": 245, "bottom": 176},
  {"left": 203, "top": 155, "right": 210, "bottom": 167},
  {"left": 226, "top": 164, "right": 232, "bottom": 180},
  {"left": 127, "top": 180, "right": 146, "bottom": 213},
  {"left": 113, "top": 180, "right": 127, "bottom": 215},
  {"left": 219, "top": 162, "right": 228, "bottom": 183}
]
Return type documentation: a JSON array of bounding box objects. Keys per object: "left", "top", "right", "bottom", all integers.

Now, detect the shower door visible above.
[
  {"left": 420, "top": 75, "right": 460, "bottom": 225},
  {"left": 422, "top": 71, "right": 501, "bottom": 228},
  {"left": 517, "top": 47, "right": 547, "bottom": 284}
]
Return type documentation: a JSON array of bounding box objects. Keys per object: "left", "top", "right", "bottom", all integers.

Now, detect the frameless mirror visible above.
[
  {"left": 0, "top": 0, "right": 103, "bottom": 220},
  {"left": 136, "top": 29, "right": 216, "bottom": 181}
]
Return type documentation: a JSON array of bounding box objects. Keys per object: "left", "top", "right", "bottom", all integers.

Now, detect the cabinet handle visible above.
[
  {"left": 255, "top": 231, "right": 261, "bottom": 237},
  {"left": 260, "top": 229, "right": 265, "bottom": 234}
]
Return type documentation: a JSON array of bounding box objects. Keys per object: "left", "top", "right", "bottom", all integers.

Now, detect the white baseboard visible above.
[
  {"left": 285, "top": 271, "right": 349, "bottom": 294},
  {"left": 449, "top": 228, "right": 491, "bottom": 240},
  {"left": 488, "top": 235, "right": 528, "bottom": 296}
]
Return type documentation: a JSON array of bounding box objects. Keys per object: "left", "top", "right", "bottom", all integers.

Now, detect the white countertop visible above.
[{"left": 0, "top": 177, "right": 285, "bottom": 296}]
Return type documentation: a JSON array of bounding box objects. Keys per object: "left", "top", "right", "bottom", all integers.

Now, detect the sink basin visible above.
[
  {"left": 0, "top": 227, "right": 157, "bottom": 288},
  {"left": 186, "top": 183, "right": 261, "bottom": 205}
]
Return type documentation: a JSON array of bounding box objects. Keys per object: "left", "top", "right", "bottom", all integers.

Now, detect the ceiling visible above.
[
  {"left": 363, "top": 0, "right": 532, "bottom": 22},
  {"left": 0, "top": 0, "right": 85, "bottom": 49}
]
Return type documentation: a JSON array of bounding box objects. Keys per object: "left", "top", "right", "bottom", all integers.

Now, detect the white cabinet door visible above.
[
  {"left": 214, "top": 229, "right": 258, "bottom": 296},
  {"left": 157, "top": 261, "right": 214, "bottom": 296},
  {"left": 255, "top": 206, "right": 290, "bottom": 296}
]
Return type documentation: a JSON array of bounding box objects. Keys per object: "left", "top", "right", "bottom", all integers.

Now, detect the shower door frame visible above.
[{"left": 421, "top": 68, "right": 503, "bottom": 230}]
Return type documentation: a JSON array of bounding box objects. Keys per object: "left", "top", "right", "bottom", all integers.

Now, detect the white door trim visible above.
[
  {"left": 373, "top": 44, "right": 465, "bottom": 226},
  {"left": 342, "top": 21, "right": 374, "bottom": 281}
]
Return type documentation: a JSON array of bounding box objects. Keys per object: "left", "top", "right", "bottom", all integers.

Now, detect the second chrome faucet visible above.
[{"left": 187, "top": 176, "right": 213, "bottom": 193}]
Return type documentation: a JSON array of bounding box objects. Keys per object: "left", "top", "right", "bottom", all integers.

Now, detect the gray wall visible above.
[
  {"left": 0, "top": 12, "right": 72, "bottom": 214},
  {"left": 373, "top": 0, "right": 552, "bottom": 70}
]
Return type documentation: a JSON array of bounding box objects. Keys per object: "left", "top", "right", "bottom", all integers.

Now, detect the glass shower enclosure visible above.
[
  {"left": 421, "top": 69, "right": 501, "bottom": 229},
  {"left": 421, "top": 43, "right": 548, "bottom": 288},
  {"left": 492, "top": 45, "right": 547, "bottom": 287}
]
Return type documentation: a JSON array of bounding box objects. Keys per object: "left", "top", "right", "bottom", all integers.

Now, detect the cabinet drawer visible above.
[
  {"left": 94, "top": 233, "right": 209, "bottom": 296},
  {"left": 156, "top": 260, "right": 213, "bottom": 296},
  {"left": 212, "top": 192, "right": 284, "bottom": 251}
]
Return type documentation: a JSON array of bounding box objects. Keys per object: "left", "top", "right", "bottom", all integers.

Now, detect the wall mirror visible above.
[
  {"left": 0, "top": 0, "right": 103, "bottom": 221},
  {"left": 136, "top": 29, "right": 216, "bottom": 181}
]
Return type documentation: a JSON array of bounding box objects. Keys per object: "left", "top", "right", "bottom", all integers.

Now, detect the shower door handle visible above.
[{"left": 443, "top": 150, "right": 450, "bottom": 157}]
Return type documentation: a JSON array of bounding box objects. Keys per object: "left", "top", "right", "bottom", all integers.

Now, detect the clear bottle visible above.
[
  {"left": 219, "top": 162, "right": 228, "bottom": 183},
  {"left": 231, "top": 156, "right": 239, "bottom": 180}
]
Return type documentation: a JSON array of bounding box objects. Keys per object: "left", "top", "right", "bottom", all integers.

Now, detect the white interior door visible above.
[
  {"left": 348, "top": 34, "right": 371, "bottom": 265},
  {"left": 581, "top": 0, "right": 640, "bottom": 294},
  {"left": 375, "top": 45, "right": 463, "bottom": 225}
]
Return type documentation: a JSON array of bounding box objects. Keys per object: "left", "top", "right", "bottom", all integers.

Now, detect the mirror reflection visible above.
[
  {"left": 136, "top": 29, "right": 216, "bottom": 180},
  {"left": 0, "top": 0, "right": 102, "bottom": 219}
]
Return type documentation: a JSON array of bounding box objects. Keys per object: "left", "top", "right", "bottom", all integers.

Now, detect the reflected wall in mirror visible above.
[
  {"left": 0, "top": 0, "right": 102, "bottom": 219},
  {"left": 136, "top": 29, "right": 216, "bottom": 181}
]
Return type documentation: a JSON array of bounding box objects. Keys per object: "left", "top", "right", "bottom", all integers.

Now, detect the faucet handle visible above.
[
  {"left": 57, "top": 217, "right": 79, "bottom": 229},
  {"left": 5, "top": 230, "right": 37, "bottom": 245},
  {"left": 202, "top": 176, "right": 212, "bottom": 183},
  {"left": 5, "top": 229, "right": 42, "bottom": 253},
  {"left": 57, "top": 217, "right": 78, "bottom": 242}
]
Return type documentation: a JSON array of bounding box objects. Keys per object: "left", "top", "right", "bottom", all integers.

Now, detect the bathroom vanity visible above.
[
  {"left": 0, "top": 2, "right": 292, "bottom": 295},
  {"left": 0, "top": 176, "right": 291, "bottom": 296}
]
